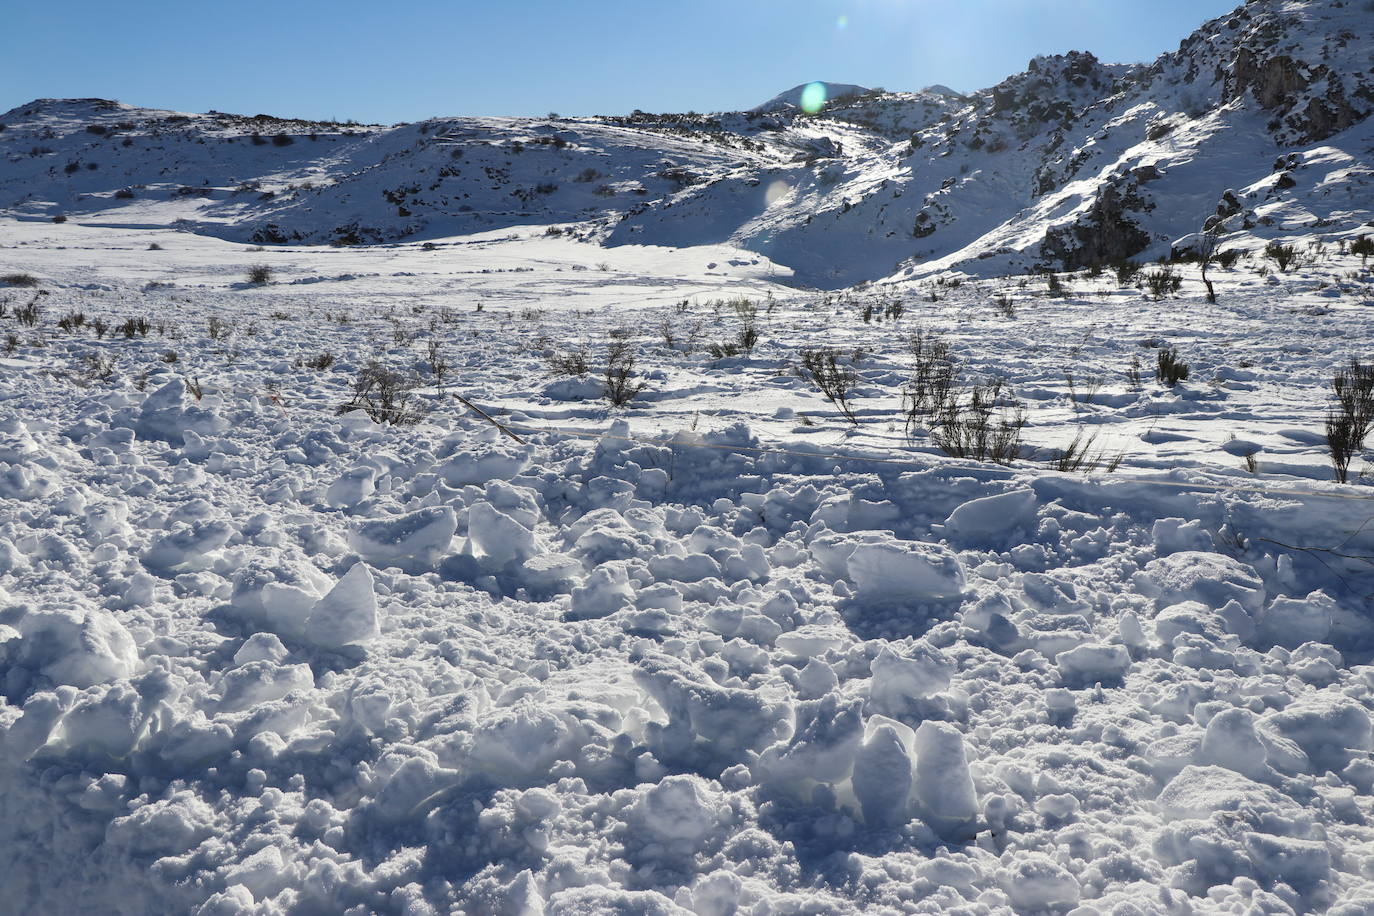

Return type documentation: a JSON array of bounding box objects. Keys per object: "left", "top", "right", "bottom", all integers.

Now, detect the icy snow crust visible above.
[{"left": 2, "top": 218, "right": 1374, "bottom": 914}]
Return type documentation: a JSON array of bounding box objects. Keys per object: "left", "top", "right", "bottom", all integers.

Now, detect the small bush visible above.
[
  {"left": 548, "top": 348, "right": 590, "bottom": 376},
  {"left": 114, "top": 188, "right": 136, "bottom": 199},
  {"left": 337, "top": 362, "right": 422, "bottom": 425},
  {"left": 57, "top": 311, "right": 86, "bottom": 332},
  {"left": 52, "top": 215, "right": 67, "bottom": 223},
  {"left": 14, "top": 298, "right": 42, "bottom": 327},
  {"left": 0, "top": 273, "right": 38, "bottom": 288},
  {"left": 247, "top": 265, "right": 272, "bottom": 284},
  {"left": 119, "top": 316, "right": 151, "bottom": 338},
  {"left": 1114, "top": 260, "right": 1142, "bottom": 286},
  {"left": 903, "top": 329, "right": 958, "bottom": 439},
  {"left": 930, "top": 380, "right": 1025, "bottom": 464},
  {"left": 1265, "top": 242, "right": 1300, "bottom": 272},
  {"left": 1328, "top": 358, "right": 1374, "bottom": 482},
  {"left": 1143, "top": 267, "right": 1183, "bottom": 300},
  {"left": 1352, "top": 235, "right": 1374, "bottom": 267},
  {"left": 303, "top": 352, "right": 336, "bottom": 371},
  {"left": 207, "top": 316, "right": 230, "bottom": 340},
  {"left": 993, "top": 294, "right": 1015, "bottom": 318},
  {"left": 271, "top": 133, "right": 294, "bottom": 147},
  {"left": 1156, "top": 347, "right": 1190, "bottom": 386},
  {"left": 604, "top": 339, "right": 647, "bottom": 407},
  {"left": 798, "top": 347, "right": 861, "bottom": 425}
]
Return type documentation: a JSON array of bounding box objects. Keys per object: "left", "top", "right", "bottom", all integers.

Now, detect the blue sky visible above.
[{"left": 3, "top": 0, "right": 1242, "bottom": 122}]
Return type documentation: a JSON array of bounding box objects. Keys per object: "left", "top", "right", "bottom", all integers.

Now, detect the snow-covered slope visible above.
[
  {"left": 752, "top": 82, "right": 871, "bottom": 112},
  {"left": 3, "top": 0, "right": 1370, "bottom": 287}
]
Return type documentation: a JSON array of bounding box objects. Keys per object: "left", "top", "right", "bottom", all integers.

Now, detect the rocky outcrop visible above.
[{"left": 1039, "top": 180, "right": 1153, "bottom": 269}]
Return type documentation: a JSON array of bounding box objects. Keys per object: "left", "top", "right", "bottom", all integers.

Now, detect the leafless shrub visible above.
[
  {"left": 1144, "top": 267, "right": 1183, "bottom": 300},
  {"left": 798, "top": 347, "right": 861, "bottom": 424},
  {"left": 0, "top": 273, "right": 38, "bottom": 288},
  {"left": 1265, "top": 242, "right": 1300, "bottom": 272},
  {"left": 930, "top": 379, "right": 1025, "bottom": 464},
  {"left": 604, "top": 339, "right": 647, "bottom": 407},
  {"left": 1052, "top": 427, "right": 1122, "bottom": 473},
  {"left": 119, "top": 316, "right": 150, "bottom": 338},
  {"left": 548, "top": 348, "right": 590, "bottom": 376},
  {"left": 57, "top": 311, "right": 86, "bottom": 333},
  {"left": 337, "top": 362, "right": 423, "bottom": 425},
  {"left": 902, "top": 329, "right": 957, "bottom": 439},
  {"left": 207, "top": 315, "right": 230, "bottom": 340},
  {"left": 247, "top": 264, "right": 272, "bottom": 284},
  {"left": 14, "top": 297, "right": 42, "bottom": 327},
  {"left": 426, "top": 339, "right": 450, "bottom": 389}
]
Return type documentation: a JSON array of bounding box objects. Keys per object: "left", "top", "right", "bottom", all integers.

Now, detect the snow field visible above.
[{"left": 2, "top": 222, "right": 1374, "bottom": 912}]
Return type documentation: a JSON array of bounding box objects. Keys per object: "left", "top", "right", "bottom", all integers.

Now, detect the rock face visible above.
[{"left": 1040, "top": 179, "right": 1154, "bottom": 269}]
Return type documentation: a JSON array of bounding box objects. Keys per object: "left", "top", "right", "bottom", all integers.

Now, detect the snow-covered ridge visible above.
[{"left": 2, "top": 0, "right": 1371, "bottom": 285}]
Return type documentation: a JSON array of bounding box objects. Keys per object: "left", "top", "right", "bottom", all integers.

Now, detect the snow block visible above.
[
  {"left": 868, "top": 643, "right": 954, "bottom": 715},
  {"left": 0, "top": 603, "right": 137, "bottom": 697},
  {"left": 135, "top": 376, "right": 228, "bottom": 445},
  {"left": 349, "top": 506, "right": 456, "bottom": 572},
  {"left": 852, "top": 723, "right": 914, "bottom": 828},
  {"left": 913, "top": 721, "right": 977, "bottom": 839},
  {"left": 1258, "top": 591, "right": 1334, "bottom": 649},
  {"left": 1055, "top": 643, "right": 1130, "bottom": 685},
  {"left": 846, "top": 540, "right": 965, "bottom": 602},
  {"left": 304, "top": 563, "right": 379, "bottom": 650},
  {"left": 435, "top": 441, "right": 530, "bottom": 487},
  {"left": 944, "top": 488, "right": 1037, "bottom": 544}
]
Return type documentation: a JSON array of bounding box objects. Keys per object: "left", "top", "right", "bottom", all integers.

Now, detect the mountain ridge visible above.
[{"left": 2, "top": 0, "right": 1371, "bottom": 288}]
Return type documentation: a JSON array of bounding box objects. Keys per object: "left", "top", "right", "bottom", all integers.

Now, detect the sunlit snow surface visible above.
[{"left": 2, "top": 219, "right": 1374, "bottom": 913}]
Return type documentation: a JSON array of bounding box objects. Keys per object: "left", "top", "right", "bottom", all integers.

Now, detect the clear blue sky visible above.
[{"left": 3, "top": 0, "right": 1243, "bottom": 123}]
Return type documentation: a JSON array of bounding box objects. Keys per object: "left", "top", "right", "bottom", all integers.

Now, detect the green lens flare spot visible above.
[{"left": 800, "top": 82, "right": 828, "bottom": 115}]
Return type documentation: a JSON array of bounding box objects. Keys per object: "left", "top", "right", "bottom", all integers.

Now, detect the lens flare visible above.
[
  {"left": 800, "top": 82, "right": 828, "bottom": 115},
  {"left": 836, "top": 15, "right": 849, "bottom": 30},
  {"left": 766, "top": 180, "right": 791, "bottom": 206}
]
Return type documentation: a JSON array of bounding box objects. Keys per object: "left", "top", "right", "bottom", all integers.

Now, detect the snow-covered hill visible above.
[{"left": 2, "top": 0, "right": 1372, "bottom": 287}]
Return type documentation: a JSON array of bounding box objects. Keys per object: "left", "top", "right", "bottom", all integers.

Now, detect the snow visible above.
[{"left": 2, "top": 1, "right": 1374, "bottom": 911}]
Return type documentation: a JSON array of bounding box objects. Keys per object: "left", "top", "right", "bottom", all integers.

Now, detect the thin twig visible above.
[{"left": 453, "top": 393, "right": 525, "bottom": 444}]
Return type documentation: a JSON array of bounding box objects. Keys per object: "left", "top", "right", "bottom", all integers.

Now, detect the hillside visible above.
[{"left": 2, "top": 0, "right": 1372, "bottom": 287}]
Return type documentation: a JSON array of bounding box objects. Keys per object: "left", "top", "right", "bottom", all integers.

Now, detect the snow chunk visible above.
[
  {"left": 466, "top": 501, "right": 538, "bottom": 568},
  {"left": 325, "top": 465, "right": 376, "bottom": 508},
  {"left": 1258, "top": 591, "right": 1334, "bottom": 648},
  {"left": 1055, "top": 643, "right": 1130, "bottom": 685},
  {"left": 568, "top": 565, "right": 635, "bottom": 620},
  {"left": 913, "top": 721, "right": 977, "bottom": 838},
  {"left": 1157, "top": 765, "right": 1293, "bottom": 821},
  {"left": 135, "top": 376, "right": 228, "bottom": 445},
  {"left": 304, "top": 563, "right": 379, "bottom": 650},
  {"left": 435, "top": 441, "right": 530, "bottom": 487},
  {"left": 629, "top": 775, "right": 732, "bottom": 849},
  {"left": 944, "top": 488, "right": 1037, "bottom": 543},
  {"left": 0, "top": 603, "right": 137, "bottom": 696},
  {"left": 868, "top": 643, "right": 954, "bottom": 715},
  {"left": 1139, "top": 551, "right": 1265, "bottom": 614},
  {"left": 847, "top": 539, "right": 965, "bottom": 601},
  {"left": 1200, "top": 707, "right": 1270, "bottom": 779},
  {"left": 349, "top": 506, "right": 456, "bottom": 571},
  {"left": 997, "top": 854, "right": 1080, "bottom": 909},
  {"left": 852, "top": 723, "right": 913, "bottom": 828}
]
